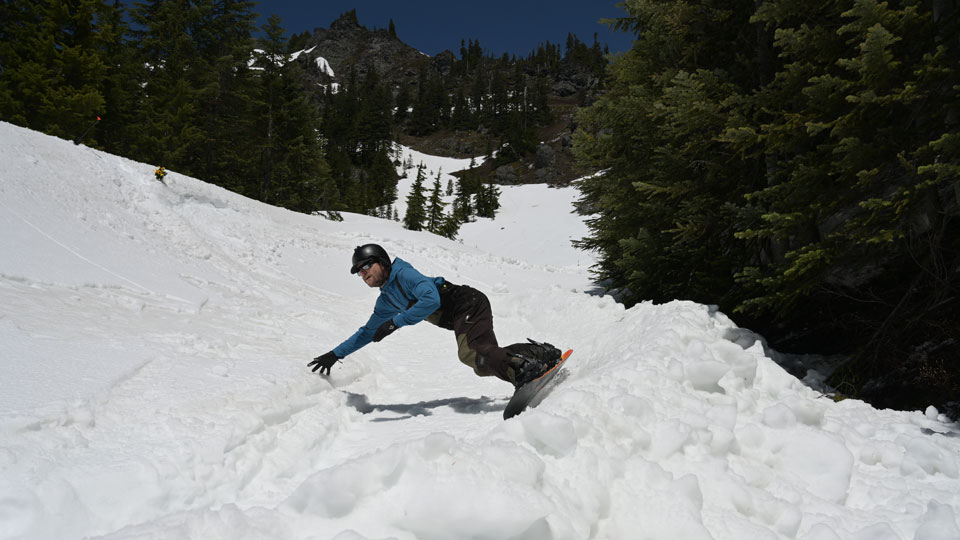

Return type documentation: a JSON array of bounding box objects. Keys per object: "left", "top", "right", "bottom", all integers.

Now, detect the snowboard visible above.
[{"left": 503, "top": 349, "right": 573, "bottom": 419}]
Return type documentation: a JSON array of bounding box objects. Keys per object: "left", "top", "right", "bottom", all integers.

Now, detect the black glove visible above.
[
  {"left": 308, "top": 351, "right": 340, "bottom": 376},
  {"left": 372, "top": 319, "right": 398, "bottom": 342}
]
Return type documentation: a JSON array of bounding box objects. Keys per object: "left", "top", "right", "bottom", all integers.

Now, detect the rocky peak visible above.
[
  {"left": 328, "top": 9, "right": 360, "bottom": 33},
  {"left": 304, "top": 11, "right": 431, "bottom": 91}
]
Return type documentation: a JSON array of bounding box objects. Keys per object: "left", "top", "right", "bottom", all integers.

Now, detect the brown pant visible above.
[{"left": 426, "top": 284, "right": 518, "bottom": 383}]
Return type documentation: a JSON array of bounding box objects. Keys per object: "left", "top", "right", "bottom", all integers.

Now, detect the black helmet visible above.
[{"left": 351, "top": 244, "right": 391, "bottom": 274}]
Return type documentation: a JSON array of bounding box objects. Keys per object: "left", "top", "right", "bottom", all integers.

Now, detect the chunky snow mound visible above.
[{"left": 1, "top": 122, "right": 958, "bottom": 540}]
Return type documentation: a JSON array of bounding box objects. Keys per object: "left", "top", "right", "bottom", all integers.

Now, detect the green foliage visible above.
[
  {"left": 437, "top": 214, "right": 462, "bottom": 240},
  {"left": 426, "top": 172, "right": 447, "bottom": 234},
  {"left": 452, "top": 172, "right": 474, "bottom": 223},
  {"left": 0, "top": 0, "right": 117, "bottom": 139},
  {"left": 576, "top": 0, "right": 960, "bottom": 397},
  {"left": 403, "top": 164, "right": 428, "bottom": 231},
  {"left": 475, "top": 182, "right": 502, "bottom": 219}
]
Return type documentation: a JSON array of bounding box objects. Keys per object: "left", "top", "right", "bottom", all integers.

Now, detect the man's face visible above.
[{"left": 357, "top": 261, "right": 387, "bottom": 288}]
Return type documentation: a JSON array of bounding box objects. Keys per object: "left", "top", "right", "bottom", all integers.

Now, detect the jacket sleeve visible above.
[
  {"left": 333, "top": 296, "right": 394, "bottom": 358},
  {"left": 392, "top": 268, "right": 441, "bottom": 328}
]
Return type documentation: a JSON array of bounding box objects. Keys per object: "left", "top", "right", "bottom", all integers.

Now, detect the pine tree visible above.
[
  {"left": 0, "top": 0, "right": 41, "bottom": 126},
  {"left": 130, "top": 0, "right": 205, "bottom": 171},
  {"left": 365, "top": 148, "right": 398, "bottom": 210},
  {"left": 0, "top": 0, "right": 114, "bottom": 140},
  {"left": 356, "top": 68, "right": 394, "bottom": 165},
  {"left": 403, "top": 164, "right": 428, "bottom": 231},
  {"left": 451, "top": 87, "right": 474, "bottom": 130},
  {"left": 252, "top": 14, "right": 335, "bottom": 213},
  {"left": 469, "top": 67, "right": 487, "bottom": 124},
  {"left": 426, "top": 172, "right": 446, "bottom": 234},
  {"left": 270, "top": 58, "right": 336, "bottom": 213},
  {"left": 475, "top": 183, "right": 501, "bottom": 218},
  {"left": 408, "top": 69, "right": 447, "bottom": 135},
  {"left": 488, "top": 69, "right": 508, "bottom": 133},
  {"left": 438, "top": 214, "right": 461, "bottom": 240},
  {"left": 97, "top": 0, "right": 142, "bottom": 155},
  {"left": 394, "top": 83, "right": 411, "bottom": 125},
  {"left": 189, "top": 0, "right": 260, "bottom": 190},
  {"left": 452, "top": 171, "right": 475, "bottom": 223}
]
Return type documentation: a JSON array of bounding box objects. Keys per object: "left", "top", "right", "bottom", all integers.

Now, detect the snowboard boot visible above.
[{"left": 505, "top": 339, "right": 563, "bottom": 389}]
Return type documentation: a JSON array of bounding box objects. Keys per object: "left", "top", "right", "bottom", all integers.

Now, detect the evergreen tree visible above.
[
  {"left": 452, "top": 170, "right": 475, "bottom": 223},
  {"left": 130, "top": 0, "right": 205, "bottom": 171},
  {"left": 252, "top": 13, "right": 287, "bottom": 200},
  {"left": 475, "top": 182, "right": 501, "bottom": 219},
  {"left": 451, "top": 87, "right": 473, "bottom": 130},
  {"left": 287, "top": 31, "right": 310, "bottom": 52},
  {"left": 575, "top": 0, "right": 960, "bottom": 410},
  {"left": 438, "top": 214, "right": 462, "bottom": 240},
  {"left": 0, "top": 0, "right": 41, "bottom": 125},
  {"left": 190, "top": 0, "right": 260, "bottom": 191},
  {"left": 364, "top": 148, "right": 398, "bottom": 210},
  {"left": 488, "top": 69, "right": 509, "bottom": 132},
  {"left": 0, "top": 0, "right": 114, "bottom": 140},
  {"left": 403, "top": 164, "right": 428, "bottom": 231},
  {"left": 408, "top": 69, "right": 447, "bottom": 135},
  {"left": 426, "top": 172, "right": 446, "bottom": 233},
  {"left": 469, "top": 67, "right": 487, "bottom": 125},
  {"left": 394, "top": 82, "right": 411, "bottom": 125},
  {"left": 356, "top": 68, "right": 393, "bottom": 164},
  {"left": 253, "top": 14, "right": 335, "bottom": 212},
  {"left": 532, "top": 75, "right": 553, "bottom": 124},
  {"left": 97, "top": 0, "right": 142, "bottom": 155}
]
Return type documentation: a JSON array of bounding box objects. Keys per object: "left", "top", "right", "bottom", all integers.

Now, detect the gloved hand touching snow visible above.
[{"left": 308, "top": 351, "right": 340, "bottom": 376}]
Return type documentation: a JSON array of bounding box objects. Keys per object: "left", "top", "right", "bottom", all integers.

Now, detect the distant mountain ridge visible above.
[
  {"left": 295, "top": 11, "right": 430, "bottom": 93},
  {"left": 292, "top": 10, "right": 603, "bottom": 105}
]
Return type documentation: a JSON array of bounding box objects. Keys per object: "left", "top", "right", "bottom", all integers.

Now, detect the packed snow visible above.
[{"left": 1, "top": 121, "right": 959, "bottom": 540}]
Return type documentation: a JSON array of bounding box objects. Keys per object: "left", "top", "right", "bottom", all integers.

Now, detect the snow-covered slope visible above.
[{"left": 1, "top": 122, "right": 958, "bottom": 540}]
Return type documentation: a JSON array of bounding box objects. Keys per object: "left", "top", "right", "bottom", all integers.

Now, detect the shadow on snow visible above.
[{"left": 343, "top": 391, "right": 505, "bottom": 421}]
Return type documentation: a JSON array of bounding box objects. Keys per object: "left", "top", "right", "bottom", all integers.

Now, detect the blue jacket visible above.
[{"left": 333, "top": 258, "right": 444, "bottom": 358}]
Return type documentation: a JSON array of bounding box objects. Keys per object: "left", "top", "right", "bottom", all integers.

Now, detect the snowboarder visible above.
[{"left": 309, "top": 244, "right": 562, "bottom": 388}]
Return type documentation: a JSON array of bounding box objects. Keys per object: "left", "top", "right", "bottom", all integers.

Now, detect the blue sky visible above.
[{"left": 253, "top": 0, "right": 635, "bottom": 57}]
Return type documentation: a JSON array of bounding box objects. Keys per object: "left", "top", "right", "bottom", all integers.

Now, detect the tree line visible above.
[
  {"left": 1, "top": 1, "right": 605, "bottom": 224},
  {"left": 574, "top": 0, "right": 959, "bottom": 412}
]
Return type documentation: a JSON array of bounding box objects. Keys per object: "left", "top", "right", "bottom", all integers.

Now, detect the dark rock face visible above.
[
  {"left": 494, "top": 165, "right": 519, "bottom": 184},
  {"left": 535, "top": 144, "right": 556, "bottom": 169},
  {"left": 301, "top": 13, "right": 436, "bottom": 92},
  {"left": 432, "top": 50, "right": 457, "bottom": 77}
]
